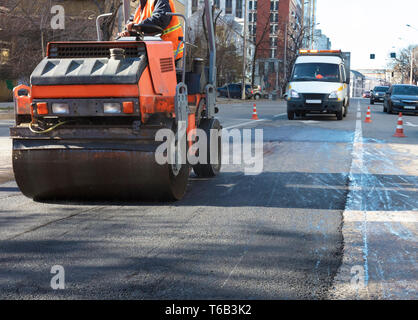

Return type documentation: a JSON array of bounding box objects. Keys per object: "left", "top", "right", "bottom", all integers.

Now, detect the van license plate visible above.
[{"left": 306, "top": 99, "right": 322, "bottom": 104}]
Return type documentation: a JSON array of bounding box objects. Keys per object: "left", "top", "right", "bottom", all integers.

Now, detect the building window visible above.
[
  {"left": 225, "top": 0, "right": 232, "bottom": 14},
  {"left": 275, "top": 1, "right": 279, "bottom": 11},
  {"left": 249, "top": 1, "right": 253, "bottom": 10},
  {"left": 192, "top": 0, "right": 198, "bottom": 13},
  {"left": 236, "top": 0, "right": 243, "bottom": 18}
]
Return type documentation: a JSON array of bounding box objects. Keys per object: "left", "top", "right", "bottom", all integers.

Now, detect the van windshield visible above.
[{"left": 291, "top": 63, "right": 341, "bottom": 83}]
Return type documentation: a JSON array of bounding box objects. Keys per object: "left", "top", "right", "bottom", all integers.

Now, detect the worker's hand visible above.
[{"left": 117, "top": 22, "right": 138, "bottom": 37}]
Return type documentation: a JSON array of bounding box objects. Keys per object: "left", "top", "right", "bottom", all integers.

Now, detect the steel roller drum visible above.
[{"left": 11, "top": 126, "right": 189, "bottom": 201}]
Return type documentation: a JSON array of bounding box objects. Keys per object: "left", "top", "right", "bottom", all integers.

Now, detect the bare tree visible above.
[
  {"left": 283, "top": 23, "right": 308, "bottom": 88},
  {"left": 0, "top": 0, "right": 122, "bottom": 82},
  {"left": 249, "top": 3, "right": 271, "bottom": 87},
  {"left": 388, "top": 45, "right": 417, "bottom": 84},
  {"left": 188, "top": 7, "right": 243, "bottom": 87},
  {"left": 92, "top": 0, "right": 122, "bottom": 41}
]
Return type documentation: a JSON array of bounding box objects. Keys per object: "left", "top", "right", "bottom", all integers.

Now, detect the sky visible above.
[{"left": 316, "top": 0, "right": 418, "bottom": 70}]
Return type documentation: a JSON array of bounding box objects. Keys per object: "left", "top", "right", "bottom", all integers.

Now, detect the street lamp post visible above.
[
  {"left": 406, "top": 24, "right": 417, "bottom": 84},
  {"left": 241, "top": 0, "right": 248, "bottom": 100},
  {"left": 410, "top": 48, "right": 414, "bottom": 85}
]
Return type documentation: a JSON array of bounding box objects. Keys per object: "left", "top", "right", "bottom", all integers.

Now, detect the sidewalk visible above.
[{"left": 0, "top": 102, "right": 13, "bottom": 109}]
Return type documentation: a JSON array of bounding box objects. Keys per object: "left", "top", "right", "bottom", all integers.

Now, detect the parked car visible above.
[
  {"left": 370, "top": 86, "right": 389, "bottom": 104},
  {"left": 217, "top": 83, "right": 252, "bottom": 99},
  {"left": 362, "top": 91, "right": 371, "bottom": 98},
  {"left": 383, "top": 84, "right": 418, "bottom": 115}
]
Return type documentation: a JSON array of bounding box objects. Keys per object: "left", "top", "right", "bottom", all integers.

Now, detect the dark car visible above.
[
  {"left": 383, "top": 84, "right": 418, "bottom": 114},
  {"left": 370, "top": 86, "right": 389, "bottom": 104},
  {"left": 217, "top": 83, "right": 252, "bottom": 99}
]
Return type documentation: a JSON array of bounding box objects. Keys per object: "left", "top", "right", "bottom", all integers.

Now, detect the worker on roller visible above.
[{"left": 118, "top": 0, "right": 184, "bottom": 61}]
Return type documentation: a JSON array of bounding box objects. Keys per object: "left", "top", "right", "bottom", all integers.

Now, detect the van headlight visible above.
[
  {"left": 104, "top": 102, "right": 121, "bottom": 114},
  {"left": 289, "top": 89, "right": 300, "bottom": 99},
  {"left": 329, "top": 91, "right": 338, "bottom": 99}
]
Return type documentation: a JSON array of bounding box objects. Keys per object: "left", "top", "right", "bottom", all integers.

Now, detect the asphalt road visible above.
[{"left": 0, "top": 98, "right": 416, "bottom": 299}]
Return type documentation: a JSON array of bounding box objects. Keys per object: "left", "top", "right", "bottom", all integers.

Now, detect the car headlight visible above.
[
  {"left": 289, "top": 89, "right": 300, "bottom": 99},
  {"left": 104, "top": 102, "right": 121, "bottom": 114},
  {"left": 391, "top": 98, "right": 401, "bottom": 103},
  {"left": 52, "top": 103, "right": 69, "bottom": 114}
]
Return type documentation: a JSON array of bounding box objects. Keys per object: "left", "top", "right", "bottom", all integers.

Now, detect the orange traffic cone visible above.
[
  {"left": 365, "top": 106, "right": 372, "bottom": 123},
  {"left": 252, "top": 103, "right": 259, "bottom": 120},
  {"left": 393, "top": 112, "right": 407, "bottom": 138}
]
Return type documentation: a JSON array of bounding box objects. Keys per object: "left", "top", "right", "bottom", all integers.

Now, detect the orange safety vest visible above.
[{"left": 133, "top": 0, "right": 184, "bottom": 60}]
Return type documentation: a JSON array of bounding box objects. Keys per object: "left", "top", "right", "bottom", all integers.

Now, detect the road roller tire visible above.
[{"left": 193, "top": 118, "right": 222, "bottom": 178}]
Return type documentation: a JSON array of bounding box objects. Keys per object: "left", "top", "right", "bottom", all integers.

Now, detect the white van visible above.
[{"left": 285, "top": 50, "right": 351, "bottom": 120}]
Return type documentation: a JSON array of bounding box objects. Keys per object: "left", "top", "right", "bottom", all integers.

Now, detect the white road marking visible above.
[
  {"left": 344, "top": 211, "right": 418, "bottom": 223},
  {"left": 405, "top": 122, "right": 418, "bottom": 127},
  {"left": 344, "top": 100, "right": 370, "bottom": 285},
  {"left": 299, "top": 120, "right": 320, "bottom": 124},
  {"left": 357, "top": 112, "right": 361, "bottom": 119},
  {"left": 273, "top": 113, "right": 287, "bottom": 119},
  {"left": 223, "top": 113, "right": 287, "bottom": 130},
  {"left": 224, "top": 119, "right": 266, "bottom": 130}
]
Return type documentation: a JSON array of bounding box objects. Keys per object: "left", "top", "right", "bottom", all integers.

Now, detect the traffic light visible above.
[
  {"left": 390, "top": 52, "right": 396, "bottom": 59},
  {"left": 370, "top": 54, "right": 375, "bottom": 59}
]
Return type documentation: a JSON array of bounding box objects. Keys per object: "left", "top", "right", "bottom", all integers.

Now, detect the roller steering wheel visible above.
[{"left": 131, "top": 23, "right": 164, "bottom": 37}]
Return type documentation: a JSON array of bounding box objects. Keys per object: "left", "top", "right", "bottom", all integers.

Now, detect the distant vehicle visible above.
[
  {"left": 252, "top": 85, "right": 262, "bottom": 100},
  {"left": 363, "top": 91, "right": 371, "bottom": 98},
  {"left": 383, "top": 84, "right": 418, "bottom": 114},
  {"left": 370, "top": 86, "right": 389, "bottom": 104},
  {"left": 217, "top": 83, "right": 252, "bottom": 99},
  {"left": 285, "top": 49, "right": 351, "bottom": 121}
]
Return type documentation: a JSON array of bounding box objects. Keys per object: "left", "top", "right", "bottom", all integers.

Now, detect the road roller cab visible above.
[{"left": 10, "top": 1, "right": 221, "bottom": 201}]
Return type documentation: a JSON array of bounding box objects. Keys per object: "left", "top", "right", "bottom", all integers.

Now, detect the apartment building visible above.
[
  {"left": 189, "top": 0, "right": 244, "bottom": 18},
  {"left": 313, "top": 29, "right": 331, "bottom": 50}
]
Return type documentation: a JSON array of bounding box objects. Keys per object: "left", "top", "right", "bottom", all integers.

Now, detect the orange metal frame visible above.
[
  {"left": 13, "top": 84, "right": 32, "bottom": 115},
  {"left": 27, "top": 40, "right": 202, "bottom": 140}
]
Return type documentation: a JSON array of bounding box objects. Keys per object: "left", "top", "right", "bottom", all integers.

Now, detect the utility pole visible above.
[
  {"left": 241, "top": 0, "right": 248, "bottom": 100},
  {"left": 410, "top": 48, "right": 414, "bottom": 85}
]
